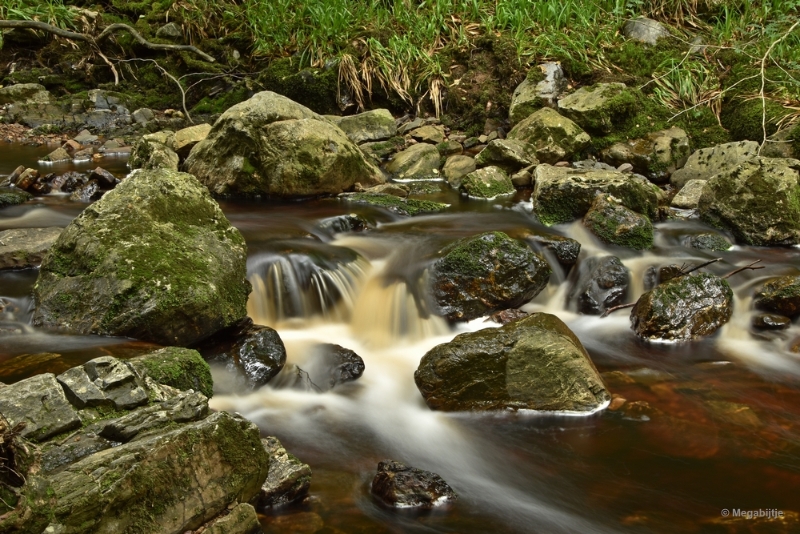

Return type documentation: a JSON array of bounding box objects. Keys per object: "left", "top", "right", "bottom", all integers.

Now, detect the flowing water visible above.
[{"left": 2, "top": 145, "right": 800, "bottom": 533}]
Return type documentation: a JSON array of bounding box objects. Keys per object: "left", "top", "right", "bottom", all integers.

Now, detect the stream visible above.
[{"left": 2, "top": 142, "right": 800, "bottom": 533}]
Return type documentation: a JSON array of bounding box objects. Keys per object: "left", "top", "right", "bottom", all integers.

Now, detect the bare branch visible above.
[
  {"left": 112, "top": 58, "right": 193, "bottom": 124},
  {"left": 0, "top": 20, "right": 91, "bottom": 42},
  {"left": 601, "top": 302, "right": 636, "bottom": 318},
  {"left": 676, "top": 257, "right": 722, "bottom": 278},
  {"left": 722, "top": 259, "right": 764, "bottom": 279},
  {"left": 96, "top": 23, "right": 216, "bottom": 63}
]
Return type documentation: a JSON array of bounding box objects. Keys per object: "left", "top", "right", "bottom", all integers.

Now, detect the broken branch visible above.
[{"left": 722, "top": 259, "right": 764, "bottom": 279}]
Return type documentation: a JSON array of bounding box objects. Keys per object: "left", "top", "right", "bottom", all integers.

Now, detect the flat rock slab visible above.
[
  {"left": 0, "top": 373, "right": 81, "bottom": 442},
  {"left": 0, "top": 227, "right": 63, "bottom": 270}
]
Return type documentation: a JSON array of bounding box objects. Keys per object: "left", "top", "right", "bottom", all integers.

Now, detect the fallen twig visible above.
[
  {"left": 722, "top": 259, "right": 764, "bottom": 279},
  {"left": 112, "top": 58, "right": 193, "bottom": 124},
  {"left": 676, "top": 257, "right": 722, "bottom": 278},
  {"left": 601, "top": 302, "right": 636, "bottom": 318}
]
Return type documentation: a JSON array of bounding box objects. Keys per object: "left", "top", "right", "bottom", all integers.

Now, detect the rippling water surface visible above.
[{"left": 2, "top": 145, "right": 799, "bottom": 533}]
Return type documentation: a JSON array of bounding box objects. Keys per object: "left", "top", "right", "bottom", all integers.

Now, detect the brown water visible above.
[{"left": 2, "top": 144, "right": 800, "bottom": 533}]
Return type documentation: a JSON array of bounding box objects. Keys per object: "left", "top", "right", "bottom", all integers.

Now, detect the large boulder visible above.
[
  {"left": 32, "top": 168, "right": 250, "bottom": 346},
  {"left": 557, "top": 83, "right": 637, "bottom": 135},
  {"left": 414, "top": 313, "right": 610, "bottom": 412},
  {"left": 385, "top": 142, "right": 441, "bottom": 180},
  {"left": 185, "top": 91, "right": 383, "bottom": 197},
  {"left": 0, "top": 227, "right": 62, "bottom": 270},
  {"left": 507, "top": 107, "right": 590, "bottom": 164},
  {"left": 600, "top": 127, "right": 690, "bottom": 183},
  {"left": 371, "top": 460, "right": 457, "bottom": 509},
  {"left": 47, "top": 411, "right": 269, "bottom": 533},
  {"left": 583, "top": 194, "right": 654, "bottom": 250},
  {"left": 754, "top": 275, "right": 800, "bottom": 317},
  {"left": 475, "top": 139, "right": 538, "bottom": 174},
  {"left": 631, "top": 273, "right": 734, "bottom": 341},
  {"left": 670, "top": 141, "right": 759, "bottom": 189},
  {"left": 428, "top": 231, "right": 551, "bottom": 321},
  {"left": 532, "top": 164, "right": 662, "bottom": 225},
  {"left": 697, "top": 157, "right": 800, "bottom": 245},
  {"left": 0, "top": 83, "right": 50, "bottom": 105},
  {"left": 127, "top": 347, "right": 214, "bottom": 398},
  {"left": 508, "top": 62, "right": 567, "bottom": 124},
  {"left": 568, "top": 256, "right": 630, "bottom": 315}
]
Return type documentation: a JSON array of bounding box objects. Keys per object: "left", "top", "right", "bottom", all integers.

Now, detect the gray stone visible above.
[
  {"left": 0, "top": 373, "right": 81, "bottom": 442},
  {"left": 507, "top": 107, "right": 590, "bottom": 164},
  {"left": 443, "top": 155, "right": 476, "bottom": 188},
  {"left": 670, "top": 141, "right": 759, "bottom": 189},
  {"left": 172, "top": 123, "right": 211, "bottom": 159},
  {"left": 56, "top": 366, "right": 107, "bottom": 409},
  {"left": 410, "top": 124, "right": 445, "bottom": 144},
  {"left": 460, "top": 166, "right": 514, "bottom": 199},
  {"left": 510, "top": 165, "right": 534, "bottom": 187},
  {"left": 398, "top": 117, "right": 424, "bottom": 134},
  {"left": 96, "top": 390, "right": 208, "bottom": 442},
  {"left": 558, "top": 83, "right": 634, "bottom": 135},
  {"left": 414, "top": 313, "right": 610, "bottom": 412},
  {"left": 205, "top": 503, "right": 261, "bottom": 534},
  {"left": 83, "top": 356, "right": 149, "bottom": 410},
  {"left": 385, "top": 142, "right": 441, "bottom": 180},
  {"left": 671, "top": 179, "right": 707, "bottom": 209},
  {"left": 475, "top": 139, "right": 538, "bottom": 173},
  {"left": 0, "top": 227, "right": 63, "bottom": 270},
  {"left": 155, "top": 22, "right": 183, "bottom": 41},
  {"left": 73, "top": 129, "right": 98, "bottom": 144},
  {"left": 509, "top": 62, "right": 568, "bottom": 124},
  {"left": 257, "top": 436, "right": 312, "bottom": 508},
  {"left": 131, "top": 107, "right": 154, "bottom": 125},
  {"left": 334, "top": 109, "right": 397, "bottom": 144},
  {"left": 40, "top": 147, "right": 71, "bottom": 163},
  {"left": 623, "top": 17, "right": 670, "bottom": 45},
  {"left": 698, "top": 157, "right": 800, "bottom": 245},
  {"left": 0, "top": 83, "right": 50, "bottom": 105},
  {"left": 601, "top": 127, "right": 690, "bottom": 182}
]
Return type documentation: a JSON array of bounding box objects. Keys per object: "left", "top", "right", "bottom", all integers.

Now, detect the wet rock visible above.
[
  {"left": 698, "top": 157, "right": 800, "bottom": 245},
  {"left": 443, "top": 155, "right": 476, "bottom": 188},
  {"left": 355, "top": 182, "right": 408, "bottom": 197},
  {"left": 334, "top": 109, "right": 397, "bottom": 144},
  {"left": 132, "top": 107, "right": 154, "bottom": 125},
  {"left": 385, "top": 142, "right": 441, "bottom": 180},
  {"left": 526, "top": 233, "right": 581, "bottom": 266},
  {"left": 558, "top": 83, "right": 636, "bottom": 135},
  {"left": 173, "top": 122, "right": 212, "bottom": 160},
  {"left": 436, "top": 140, "right": 463, "bottom": 157},
  {"left": 532, "top": 164, "right": 661, "bottom": 225},
  {"left": 460, "top": 166, "right": 514, "bottom": 199},
  {"left": 47, "top": 411, "right": 269, "bottom": 533},
  {"left": 751, "top": 313, "right": 791, "bottom": 330},
  {"left": 507, "top": 107, "right": 590, "bottom": 164},
  {"left": 205, "top": 503, "right": 261, "bottom": 534},
  {"left": 489, "top": 308, "right": 529, "bottom": 324},
  {"left": 41, "top": 433, "right": 114, "bottom": 474},
  {"left": 371, "top": 460, "right": 457, "bottom": 508},
  {"left": 583, "top": 194, "right": 654, "bottom": 250},
  {"left": 128, "top": 136, "right": 179, "bottom": 171},
  {"left": 313, "top": 214, "right": 369, "bottom": 236},
  {"left": 257, "top": 436, "right": 312, "bottom": 508},
  {"left": 631, "top": 273, "right": 734, "bottom": 341},
  {"left": 57, "top": 356, "right": 149, "bottom": 410},
  {"left": 623, "top": 17, "right": 670, "bottom": 45},
  {"left": 475, "top": 139, "right": 538, "bottom": 174},
  {"left": 754, "top": 275, "right": 800, "bottom": 317},
  {"left": 415, "top": 312, "right": 610, "bottom": 411},
  {"left": 682, "top": 232, "right": 732, "bottom": 251},
  {"left": 428, "top": 231, "right": 551, "bottom": 321},
  {"left": 307, "top": 343, "right": 365, "bottom": 390},
  {"left": 568, "top": 255, "right": 630, "bottom": 314},
  {"left": 62, "top": 139, "right": 82, "bottom": 155},
  {"left": 128, "top": 347, "right": 214, "bottom": 398},
  {"left": 57, "top": 171, "right": 87, "bottom": 193},
  {"left": 509, "top": 62, "right": 567, "bottom": 124},
  {"left": 0, "top": 187, "right": 33, "bottom": 208},
  {"left": 0, "top": 373, "right": 81, "bottom": 442},
  {"left": 671, "top": 179, "right": 707, "bottom": 209},
  {"left": 40, "top": 147, "right": 71, "bottom": 163},
  {"left": 0, "top": 83, "right": 50, "bottom": 105},
  {"left": 33, "top": 168, "right": 250, "bottom": 346},
  {"left": 185, "top": 91, "right": 383, "bottom": 197},
  {"left": 68, "top": 179, "right": 103, "bottom": 202},
  {"left": 643, "top": 264, "right": 684, "bottom": 291},
  {"left": 270, "top": 364, "right": 320, "bottom": 392},
  {"left": 0, "top": 227, "right": 63, "bottom": 270},
  {"left": 88, "top": 167, "right": 117, "bottom": 189},
  {"left": 196, "top": 318, "right": 287, "bottom": 390},
  {"left": 601, "top": 127, "right": 690, "bottom": 182},
  {"left": 340, "top": 192, "right": 449, "bottom": 216},
  {"left": 670, "top": 140, "right": 759, "bottom": 189}
]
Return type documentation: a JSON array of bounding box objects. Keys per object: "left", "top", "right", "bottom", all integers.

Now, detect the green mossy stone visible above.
[
  {"left": 754, "top": 275, "right": 800, "bottom": 318},
  {"left": 339, "top": 192, "right": 449, "bottom": 216},
  {"left": 583, "top": 195, "right": 654, "bottom": 250},
  {"left": 129, "top": 347, "right": 214, "bottom": 398},
  {"left": 0, "top": 188, "right": 33, "bottom": 209},
  {"left": 460, "top": 166, "right": 514, "bottom": 199}
]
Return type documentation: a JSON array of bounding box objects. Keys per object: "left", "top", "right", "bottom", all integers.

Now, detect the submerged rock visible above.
[
  {"left": 583, "top": 194, "right": 654, "bottom": 250},
  {"left": 631, "top": 273, "right": 734, "bottom": 341},
  {"left": 33, "top": 168, "right": 250, "bottom": 346},
  {"left": 196, "top": 318, "right": 287, "bottom": 390},
  {"left": 339, "top": 192, "right": 449, "bottom": 216},
  {"left": 532, "top": 164, "right": 661, "bottom": 225},
  {"left": 751, "top": 313, "right": 791, "bottom": 330},
  {"left": 185, "top": 91, "right": 383, "bottom": 197},
  {"left": 257, "top": 436, "right": 312, "bottom": 508},
  {"left": 428, "top": 231, "right": 551, "bottom": 321},
  {"left": 371, "top": 460, "right": 457, "bottom": 508},
  {"left": 697, "top": 157, "right": 800, "bottom": 245},
  {"left": 415, "top": 313, "right": 610, "bottom": 412},
  {"left": 754, "top": 275, "right": 800, "bottom": 317},
  {"left": 682, "top": 232, "right": 732, "bottom": 251},
  {"left": 307, "top": 343, "right": 365, "bottom": 391},
  {"left": 0, "top": 227, "right": 62, "bottom": 270},
  {"left": 507, "top": 107, "right": 590, "bottom": 164},
  {"left": 568, "top": 256, "right": 630, "bottom": 315}
]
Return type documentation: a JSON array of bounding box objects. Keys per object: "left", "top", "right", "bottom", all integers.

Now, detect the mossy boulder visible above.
[
  {"left": 0, "top": 83, "right": 50, "bottom": 105},
  {"left": 414, "top": 313, "right": 610, "bottom": 412},
  {"left": 697, "top": 157, "right": 800, "bottom": 245},
  {"left": 600, "top": 127, "right": 690, "bottom": 183},
  {"left": 568, "top": 255, "right": 630, "bottom": 315},
  {"left": 460, "top": 166, "right": 514, "bottom": 199},
  {"left": 532, "top": 164, "right": 662, "bottom": 225},
  {"left": 184, "top": 91, "right": 383, "bottom": 197},
  {"left": 682, "top": 233, "right": 732, "bottom": 251},
  {"left": 333, "top": 109, "right": 397, "bottom": 144},
  {"left": 508, "top": 62, "right": 567, "bottom": 124},
  {"left": 631, "top": 273, "right": 734, "bottom": 341},
  {"left": 129, "top": 347, "right": 214, "bottom": 398},
  {"left": 475, "top": 139, "right": 538, "bottom": 174},
  {"left": 507, "top": 107, "right": 590, "bottom": 164},
  {"left": 385, "top": 143, "right": 441, "bottom": 180},
  {"left": 443, "top": 155, "right": 476, "bottom": 188},
  {"left": 0, "top": 188, "right": 33, "bottom": 209},
  {"left": 32, "top": 168, "right": 250, "bottom": 346},
  {"left": 558, "top": 83, "right": 637, "bottom": 135},
  {"left": 339, "top": 192, "right": 449, "bottom": 216},
  {"left": 583, "top": 194, "right": 654, "bottom": 250},
  {"left": 754, "top": 275, "right": 800, "bottom": 318},
  {"left": 670, "top": 141, "right": 759, "bottom": 189},
  {"left": 428, "top": 231, "right": 551, "bottom": 321},
  {"left": 129, "top": 135, "right": 179, "bottom": 172}
]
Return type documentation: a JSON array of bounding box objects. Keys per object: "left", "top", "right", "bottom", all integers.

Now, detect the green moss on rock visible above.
[
  {"left": 340, "top": 192, "right": 449, "bottom": 216},
  {"left": 129, "top": 347, "right": 214, "bottom": 398}
]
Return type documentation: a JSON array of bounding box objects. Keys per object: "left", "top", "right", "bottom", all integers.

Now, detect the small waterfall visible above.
[{"left": 246, "top": 240, "right": 370, "bottom": 326}]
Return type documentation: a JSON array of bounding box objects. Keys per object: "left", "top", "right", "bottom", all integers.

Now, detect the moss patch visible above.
[
  {"left": 130, "top": 347, "right": 214, "bottom": 398},
  {"left": 341, "top": 192, "right": 449, "bottom": 216}
]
